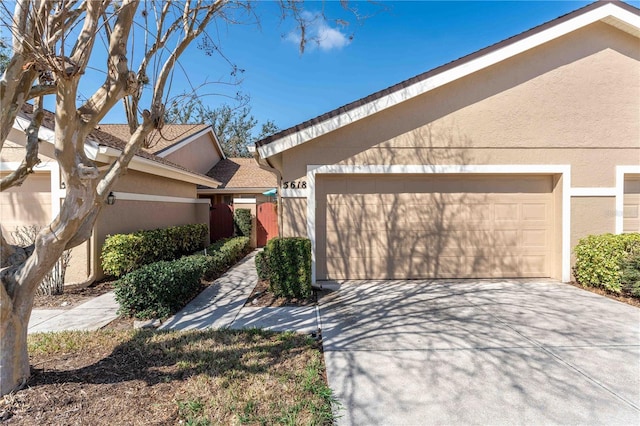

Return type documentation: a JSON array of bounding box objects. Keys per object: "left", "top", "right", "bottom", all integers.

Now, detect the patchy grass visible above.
[{"left": 1, "top": 329, "right": 336, "bottom": 425}]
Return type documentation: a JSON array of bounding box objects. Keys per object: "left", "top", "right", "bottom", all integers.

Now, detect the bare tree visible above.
[
  {"left": 0, "top": 0, "right": 289, "bottom": 397},
  {"left": 0, "top": 0, "right": 369, "bottom": 397}
]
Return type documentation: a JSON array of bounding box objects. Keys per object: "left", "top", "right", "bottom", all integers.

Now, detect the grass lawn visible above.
[{"left": 1, "top": 329, "right": 335, "bottom": 425}]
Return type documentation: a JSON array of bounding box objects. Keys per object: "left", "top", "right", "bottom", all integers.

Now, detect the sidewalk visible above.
[
  {"left": 28, "top": 291, "right": 119, "bottom": 334},
  {"left": 160, "top": 250, "right": 319, "bottom": 333},
  {"left": 29, "top": 250, "right": 318, "bottom": 335}
]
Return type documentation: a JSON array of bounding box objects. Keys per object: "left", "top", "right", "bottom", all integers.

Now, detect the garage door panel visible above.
[
  {"left": 624, "top": 176, "right": 640, "bottom": 233},
  {"left": 319, "top": 175, "right": 554, "bottom": 280}
]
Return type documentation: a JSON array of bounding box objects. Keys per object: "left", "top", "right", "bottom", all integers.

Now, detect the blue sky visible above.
[{"left": 96, "top": 1, "right": 639, "bottom": 133}]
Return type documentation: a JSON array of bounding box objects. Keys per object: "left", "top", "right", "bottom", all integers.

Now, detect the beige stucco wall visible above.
[
  {"left": 281, "top": 22, "right": 639, "bottom": 187},
  {"left": 162, "top": 133, "right": 222, "bottom": 175},
  {"left": 276, "top": 22, "right": 638, "bottom": 266},
  {"left": 112, "top": 169, "right": 196, "bottom": 198},
  {"left": 92, "top": 199, "right": 209, "bottom": 280},
  {"left": 0, "top": 172, "right": 51, "bottom": 234}
]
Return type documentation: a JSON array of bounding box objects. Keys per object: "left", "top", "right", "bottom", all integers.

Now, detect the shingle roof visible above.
[
  {"left": 256, "top": 0, "right": 640, "bottom": 149},
  {"left": 18, "top": 104, "right": 221, "bottom": 184},
  {"left": 97, "top": 123, "right": 210, "bottom": 155},
  {"left": 205, "top": 158, "right": 276, "bottom": 189}
]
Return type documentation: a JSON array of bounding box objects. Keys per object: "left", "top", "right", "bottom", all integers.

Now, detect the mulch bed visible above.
[
  {"left": 244, "top": 279, "right": 317, "bottom": 307},
  {"left": 32, "top": 280, "right": 116, "bottom": 309},
  {"left": 567, "top": 281, "right": 640, "bottom": 308}
]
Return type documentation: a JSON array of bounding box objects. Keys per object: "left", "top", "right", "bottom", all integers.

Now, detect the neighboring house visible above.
[
  {"left": 99, "top": 127, "right": 279, "bottom": 247},
  {"left": 1, "top": 106, "right": 277, "bottom": 285},
  {"left": 1, "top": 110, "right": 222, "bottom": 285},
  {"left": 255, "top": 1, "right": 640, "bottom": 283}
]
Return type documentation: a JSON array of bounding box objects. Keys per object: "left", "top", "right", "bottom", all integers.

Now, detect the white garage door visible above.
[{"left": 316, "top": 174, "right": 556, "bottom": 280}]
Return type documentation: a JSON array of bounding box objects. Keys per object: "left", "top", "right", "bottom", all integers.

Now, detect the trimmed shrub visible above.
[
  {"left": 115, "top": 257, "right": 203, "bottom": 319},
  {"left": 115, "top": 236, "right": 251, "bottom": 319},
  {"left": 573, "top": 233, "right": 640, "bottom": 293},
  {"left": 620, "top": 254, "right": 640, "bottom": 297},
  {"left": 101, "top": 223, "right": 207, "bottom": 277},
  {"left": 255, "top": 250, "right": 270, "bottom": 281},
  {"left": 201, "top": 236, "right": 251, "bottom": 279},
  {"left": 234, "top": 208, "right": 252, "bottom": 238},
  {"left": 260, "top": 237, "right": 311, "bottom": 298}
]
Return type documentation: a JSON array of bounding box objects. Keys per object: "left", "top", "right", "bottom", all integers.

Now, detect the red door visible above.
[
  {"left": 257, "top": 202, "right": 278, "bottom": 247},
  {"left": 209, "top": 203, "right": 234, "bottom": 242}
]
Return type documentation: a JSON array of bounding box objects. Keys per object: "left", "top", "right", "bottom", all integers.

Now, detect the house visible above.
[
  {"left": 200, "top": 157, "right": 278, "bottom": 247},
  {"left": 1, "top": 107, "right": 276, "bottom": 285},
  {"left": 254, "top": 1, "right": 640, "bottom": 283},
  {"left": 1, "top": 108, "right": 222, "bottom": 285},
  {"left": 97, "top": 127, "right": 278, "bottom": 247}
]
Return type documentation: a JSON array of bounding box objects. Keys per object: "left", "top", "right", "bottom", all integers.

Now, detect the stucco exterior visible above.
[
  {"left": 257, "top": 3, "right": 640, "bottom": 282},
  {"left": 162, "top": 132, "right": 223, "bottom": 175}
]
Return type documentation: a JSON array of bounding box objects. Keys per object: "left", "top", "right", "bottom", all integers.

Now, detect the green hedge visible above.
[
  {"left": 234, "top": 208, "right": 252, "bottom": 238},
  {"left": 257, "top": 237, "right": 311, "bottom": 298},
  {"left": 573, "top": 233, "right": 640, "bottom": 293},
  {"left": 620, "top": 254, "right": 640, "bottom": 297},
  {"left": 101, "top": 223, "right": 208, "bottom": 277},
  {"left": 115, "top": 236, "right": 250, "bottom": 319}
]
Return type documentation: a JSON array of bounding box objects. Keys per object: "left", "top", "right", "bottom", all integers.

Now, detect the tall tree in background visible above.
[
  {"left": 165, "top": 97, "right": 279, "bottom": 157},
  {"left": 0, "top": 0, "right": 329, "bottom": 396}
]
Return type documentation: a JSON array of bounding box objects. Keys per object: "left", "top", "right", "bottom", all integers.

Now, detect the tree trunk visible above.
[{"left": 0, "top": 311, "right": 30, "bottom": 396}]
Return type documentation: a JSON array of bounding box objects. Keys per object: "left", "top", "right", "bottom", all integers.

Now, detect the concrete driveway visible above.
[{"left": 318, "top": 280, "right": 640, "bottom": 425}]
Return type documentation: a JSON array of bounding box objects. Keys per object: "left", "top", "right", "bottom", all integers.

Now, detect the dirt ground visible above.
[
  {"left": 244, "top": 280, "right": 317, "bottom": 307},
  {"left": 0, "top": 329, "right": 332, "bottom": 425},
  {"left": 32, "top": 280, "right": 116, "bottom": 309}
]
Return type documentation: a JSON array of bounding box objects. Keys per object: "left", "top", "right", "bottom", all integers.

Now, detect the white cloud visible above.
[{"left": 286, "top": 12, "right": 351, "bottom": 52}]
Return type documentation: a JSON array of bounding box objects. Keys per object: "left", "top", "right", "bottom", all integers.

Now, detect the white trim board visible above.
[
  {"left": 0, "top": 161, "right": 56, "bottom": 171},
  {"left": 111, "top": 192, "right": 210, "bottom": 204},
  {"left": 258, "top": 3, "right": 640, "bottom": 159},
  {"left": 569, "top": 187, "right": 617, "bottom": 197},
  {"left": 306, "top": 164, "right": 572, "bottom": 283},
  {"left": 233, "top": 198, "right": 257, "bottom": 204},
  {"left": 615, "top": 166, "right": 640, "bottom": 234}
]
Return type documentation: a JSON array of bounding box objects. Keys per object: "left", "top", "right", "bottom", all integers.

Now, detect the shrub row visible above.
[
  {"left": 101, "top": 224, "right": 208, "bottom": 277},
  {"left": 573, "top": 233, "right": 640, "bottom": 294},
  {"left": 620, "top": 254, "right": 640, "bottom": 297},
  {"left": 256, "top": 237, "right": 312, "bottom": 299},
  {"left": 115, "top": 236, "right": 250, "bottom": 319},
  {"left": 234, "top": 208, "right": 252, "bottom": 238}
]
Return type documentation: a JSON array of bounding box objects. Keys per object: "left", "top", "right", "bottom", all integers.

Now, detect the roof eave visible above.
[
  {"left": 257, "top": 2, "right": 640, "bottom": 159},
  {"left": 94, "top": 146, "right": 222, "bottom": 187}
]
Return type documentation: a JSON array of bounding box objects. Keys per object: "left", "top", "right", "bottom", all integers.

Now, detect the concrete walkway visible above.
[
  {"left": 29, "top": 250, "right": 318, "bottom": 335},
  {"left": 160, "top": 250, "right": 318, "bottom": 333},
  {"left": 28, "top": 291, "right": 119, "bottom": 334}
]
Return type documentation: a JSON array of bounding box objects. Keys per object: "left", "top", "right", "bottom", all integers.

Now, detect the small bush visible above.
[
  {"left": 259, "top": 238, "right": 311, "bottom": 298},
  {"left": 234, "top": 208, "right": 252, "bottom": 238},
  {"left": 573, "top": 233, "right": 640, "bottom": 293},
  {"left": 115, "top": 257, "right": 203, "bottom": 319},
  {"left": 620, "top": 254, "right": 640, "bottom": 297},
  {"left": 102, "top": 223, "right": 207, "bottom": 277},
  {"left": 255, "top": 250, "right": 270, "bottom": 281},
  {"left": 115, "top": 236, "right": 251, "bottom": 319}
]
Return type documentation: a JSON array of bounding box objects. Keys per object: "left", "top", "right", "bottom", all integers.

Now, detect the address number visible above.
[{"left": 282, "top": 180, "right": 307, "bottom": 189}]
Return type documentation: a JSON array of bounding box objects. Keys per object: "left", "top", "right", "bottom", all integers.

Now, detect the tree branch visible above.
[{"left": 0, "top": 97, "right": 44, "bottom": 191}]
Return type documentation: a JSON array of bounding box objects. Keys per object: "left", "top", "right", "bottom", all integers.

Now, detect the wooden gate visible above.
[
  {"left": 257, "top": 202, "right": 278, "bottom": 247},
  {"left": 209, "top": 203, "right": 234, "bottom": 242}
]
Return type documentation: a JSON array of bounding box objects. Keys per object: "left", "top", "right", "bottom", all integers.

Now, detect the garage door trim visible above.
[
  {"left": 306, "top": 164, "right": 572, "bottom": 283},
  {"left": 616, "top": 166, "right": 640, "bottom": 234}
]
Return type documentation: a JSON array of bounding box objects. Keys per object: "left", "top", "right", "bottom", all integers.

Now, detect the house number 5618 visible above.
[{"left": 282, "top": 181, "right": 307, "bottom": 189}]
